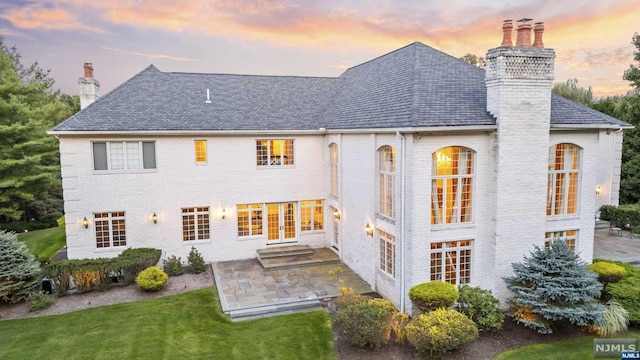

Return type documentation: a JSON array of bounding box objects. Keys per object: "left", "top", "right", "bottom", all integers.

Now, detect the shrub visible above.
[
  {"left": 406, "top": 308, "right": 478, "bottom": 358},
  {"left": 593, "top": 301, "right": 629, "bottom": 337},
  {"left": 454, "top": 285, "right": 504, "bottom": 332},
  {"left": 0, "top": 230, "right": 42, "bottom": 303},
  {"left": 603, "top": 260, "right": 640, "bottom": 324},
  {"left": 187, "top": 247, "right": 206, "bottom": 274},
  {"left": 163, "top": 255, "right": 184, "bottom": 276},
  {"left": 408, "top": 282, "right": 458, "bottom": 313},
  {"left": 504, "top": 240, "right": 604, "bottom": 334},
  {"left": 332, "top": 294, "right": 398, "bottom": 348},
  {"left": 27, "top": 290, "right": 54, "bottom": 312},
  {"left": 588, "top": 261, "right": 627, "bottom": 284},
  {"left": 136, "top": 266, "right": 168, "bottom": 291}
]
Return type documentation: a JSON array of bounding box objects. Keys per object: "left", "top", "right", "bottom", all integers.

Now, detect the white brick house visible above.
[{"left": 49, "top": 20, "right": 630, "bottom": 312}]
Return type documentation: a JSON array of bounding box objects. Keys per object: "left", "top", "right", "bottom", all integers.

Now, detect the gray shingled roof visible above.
[{"left": 51, "top": 42, "right": 629, "bottom": 132}]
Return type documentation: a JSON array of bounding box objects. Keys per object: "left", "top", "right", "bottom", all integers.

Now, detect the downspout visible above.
[{"left": 396, "top": 131, "right": 406, "bottom": 313}]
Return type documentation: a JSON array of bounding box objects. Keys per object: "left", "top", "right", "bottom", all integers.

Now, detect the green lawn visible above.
[
  {"left": 494, "top": 333, "right": 640, "bottom": 360},
  {"left": 17, "top": 226, "right": 66, "bottom": 261},
  {"left": 0, "top": 287, "right": 335, "bottom": 360}
]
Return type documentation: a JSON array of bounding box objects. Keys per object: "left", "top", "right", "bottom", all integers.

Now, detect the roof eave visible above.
[
  {"left": 550, "top": 124, "right": 634, "bottom": 130},
  {"left": 47, "top": 129, "right": 330, "bottom": 136}
]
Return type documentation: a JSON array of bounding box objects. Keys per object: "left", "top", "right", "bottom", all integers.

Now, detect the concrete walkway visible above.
[{"left": 593, "top": 227, "right": 640, "bottom": 264}]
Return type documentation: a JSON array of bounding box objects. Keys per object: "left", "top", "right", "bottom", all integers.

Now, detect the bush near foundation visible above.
[
  {"left": 588, "top": 261, "right": 627, "bottom": 285},
  {"left": 600, "top": 259, "right": 640, "bottom": 324},
  {"left": 136, "top": 266, "right": 168, "bottom": 292},
  {"left": 406, "top": 308, "right": 478, "bottom": 358},
  {"left": 27, "top": 290, "right": 54, "bottom": 312},
  {"left": 454, "top": 285, "right": 504, "bottom": 332},
  {"left": 163, "top": 255, "right": 183, "bottom": 276},
  {"left": 187, "top": 247, "right": 206, "bottom": 274},
  {"left": 408, "top": 282, "right": 458, "bottom": 313}
]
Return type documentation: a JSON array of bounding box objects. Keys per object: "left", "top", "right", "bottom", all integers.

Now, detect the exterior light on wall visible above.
[
  {"left": 152, "top": 212, "right": 158, "bottom": 224},
  {"left": 365, "top": 223, "right": 374, "bottom": 237},
  {"left": 221, "top": 208, "right": 227, "bottom": 219},
  {"left": 82, "top": 217, "right": 89, "bottom": 229},
  {"left": 334, "top": 208, "right": 341, "bottom": 220},
  {"left": 596, "top": 185, "right": 601, "bottom": 196}
]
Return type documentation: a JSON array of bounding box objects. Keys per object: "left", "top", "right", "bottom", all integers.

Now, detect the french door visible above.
[{"left": 267, "top": 203, "right": 297, "bottom": 244}]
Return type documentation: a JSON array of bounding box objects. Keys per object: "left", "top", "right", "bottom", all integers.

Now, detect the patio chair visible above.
[{"left": 609, "top": 222, "right": 623, "bottom": 236}]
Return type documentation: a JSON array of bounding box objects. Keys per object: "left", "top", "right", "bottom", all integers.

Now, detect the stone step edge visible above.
[
  {"left": 229, "top": 299, "right": 322, "bottom": 321},
  {"left": 257, "top": 249, "right": 315, "bottom": 259},
  {"left": 258, "top": 257, "right": 341, "bottom": 270}
]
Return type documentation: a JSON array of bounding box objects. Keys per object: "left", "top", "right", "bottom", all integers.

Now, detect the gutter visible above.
[{"left": 47, "top": 129, "right": 329, "bottom": 137}]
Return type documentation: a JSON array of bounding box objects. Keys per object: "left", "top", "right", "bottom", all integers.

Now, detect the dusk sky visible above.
[{"left": 1, "top": 1, "right": 638, "bottom": 98}]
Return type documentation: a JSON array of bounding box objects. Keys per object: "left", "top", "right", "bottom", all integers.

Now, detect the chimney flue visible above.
[
  {"left": 515, "top": 18, "right": 533, "bottom": 47},
  {"left": 83, "top": 63, "right": 93, "bottom": 78},
  {"left": 533, "top": 22, "right": 544, "bottom": 48},
  {"left": 501, "top": 20, "right": 513, "bottom": 47}
]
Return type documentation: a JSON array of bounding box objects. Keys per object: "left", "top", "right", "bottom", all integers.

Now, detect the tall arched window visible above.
[
  {"left": 547, "top": 144, "right": 581, "bottom": 216},
  {"left": 379, "top": 146, "right": 395, "bottom": 218},
  {"left": 431, "top": 146, "right": 474, "bottom": 224},
  {"left": 330, "top": 144, "right": 338, "bottom": 197}
]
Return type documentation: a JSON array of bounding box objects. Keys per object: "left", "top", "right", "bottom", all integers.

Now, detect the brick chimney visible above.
[
  {"left": 533, "top": 22, "right": 545, "bottom": 48},
  {"left": 515, "top": 18, "right": 533, "bottom": 47},
  {"left": 501, "top": 20, "right": 513, "bottom": 47},
  {"left": 485, "top": 19, "right": 555, "bottom": 301},
  {"left": 78, "top": 63, "right": 100, "bottom": 109}
]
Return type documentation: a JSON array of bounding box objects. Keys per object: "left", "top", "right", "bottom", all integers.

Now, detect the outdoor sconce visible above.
[
  {"left": 152, "top": 212, "right": 158, "bottom": 224},
  {"left": 82, "top": 217, "right": 89, "bottom": 229},
  {"left": 221, "top": 208, "right": 227, "bottom": 219},
  {"left": 334, "top": 209, "right": 341, "bottom": 220},
  {"left": 596, "top": 185, "right": 601, "bottom": 196},
  {"left": 365, "top": 223, "right": 374, "bottom": 237}
]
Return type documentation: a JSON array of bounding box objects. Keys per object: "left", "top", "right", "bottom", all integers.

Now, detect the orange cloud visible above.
[
  {"left": 1, "top": 5, "right": 104, "bottom": 32},
  {"left": 101, "top": 46, "right": 196, "bottom": 62}
]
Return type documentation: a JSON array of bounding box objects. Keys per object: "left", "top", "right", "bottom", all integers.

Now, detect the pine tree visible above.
[
  {"left": 0, "top": 230, "right": 42, "bottom": 303},
  {"left": 504, "top": 240, "right": 604, "bottom": 334}
]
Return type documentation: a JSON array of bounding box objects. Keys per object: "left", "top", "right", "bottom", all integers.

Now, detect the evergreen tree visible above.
[
  {"left": 0, "top": 230, "right": 42, "bottom": 303},
  {"left": 504, "top": 240, "right": 604, "bottom": 334},
  {"left": 552, "top": 78, "right": 593, "bottom": 107},
  {"left": 0, "top": 36, "right": 77, "bottom": 223}
]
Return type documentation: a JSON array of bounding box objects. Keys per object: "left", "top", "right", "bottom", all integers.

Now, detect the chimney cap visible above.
[
  {"left": 503, "top": 19, "right": 512, "bottom": 23},
  {"left": 534, "top": 22, "right": 544, "bottom": 26},
  {"left": 517, "top": 18, "right": 533, "bottom": 23}
]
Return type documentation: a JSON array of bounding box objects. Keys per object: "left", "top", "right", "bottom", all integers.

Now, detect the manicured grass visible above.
[
  {"left": 0, "top": 287, "right": 335, "bottom": 360},
  {"left": 494, "top": 333, "right": 640, "bottom": 360},
  {"left": 17, "top": 226, "right": 66, "bottom": 261}
]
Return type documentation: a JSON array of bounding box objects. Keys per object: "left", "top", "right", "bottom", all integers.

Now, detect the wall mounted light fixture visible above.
[
  {"left": 221, "top": 208, "right": 227, "bottom": 219},
  {"left": 152, "top": 212, "right": 158, "bottom": 224},
  {"left": 334, "top": 208, "right": 341, "bottom": 220},
  {"left": 82, "top": 217, "right": 89, "bottom": 229},
  {"left": 596, "top": 185, "right": 601, "bottom": 196},
  {"left": 365, "top": 222, "right": 374, "bottom": 237}
]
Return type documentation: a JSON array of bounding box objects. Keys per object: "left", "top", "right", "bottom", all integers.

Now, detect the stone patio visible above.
[{"left": 593, "top": 226, "right": 640, "bottom": 264}]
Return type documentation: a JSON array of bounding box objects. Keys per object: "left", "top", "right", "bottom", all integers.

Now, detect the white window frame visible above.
[
  {"left": 430, "top": 240, "right": 472, "bottom": 285},
  {"left": 94, "top": 211, "right": 127, "bottom": 249},
  {"left": 330, "top": 143, "right": 338, "bottom": 197},
  {"left": 256, "top": 139, "right": 294, "bottom": 167},
  {"left": 379, "top": 230, "right": 395, "bottom": 277},
  {"left": 237, "top": 204, "right": 263, "bottom": 237},
  {"left": 92, "top": 141, "right": 156, "bottom": 171},
  {"left": 300, "top": 200, "right": 324, "bottom": 232},
  {"left": 182, "top": 207, "right": 210, "bottom": 242},
  {"left": 545, "top": 229, "right": 578, "bottom": 251},
  {"left": 195, "top": 140, "right": 207, "bottom": 164},
  {"left": 378, "top": 146, "right": 395, "bottom": 219},
  {"left": 547, "top": 144, "right": 581, "bottom": 216},
  {"left": 431, "top": 146, "right": 474, "bottom": 225}
]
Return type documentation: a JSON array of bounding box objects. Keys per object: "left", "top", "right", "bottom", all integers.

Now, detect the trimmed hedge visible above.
[
  {"left": 600, "top": 204, "right": 640, "bottom": 227},
  {"left": 599, "top": 259, "right": 640, "bottom": 324},
  {"left": 136, "top": 266, "right": 168, "bottom": 291},
  {"left": 43, "top": 248, "right": 161, "bottom": 296},
  {"left": 409, "top": 282, "right": 458, "bottom": 313},
  {"left": 588, "top": 261, "right": 627, "bottom": 285},
  {"left": 406, "top": 308, "right": 478, "bottom": 358}
]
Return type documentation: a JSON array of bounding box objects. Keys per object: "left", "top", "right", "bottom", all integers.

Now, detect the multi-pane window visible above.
[
  {"left": 256, "top": 140, "right": 294, "bottom": 166},
  {"left": 93, "top": 141, "right": 156, "bottom": 171},
  {"left": 195, "top": 140, "right": 207, "bottom": 163},
  {"left": 431, "top": 147, "right": 474, "bottom": 224},
  {"left": 547, "top": 144, "right": 580, "bottom": 216},
  {"left": 430, "top": 240, "right": 472, "bottom": 285},
  {"left": 379, "top": 230, "right": 395, "bottom": 276},
  {"left": 545, "top": 230, "right": 577, "bottom": 251},
  {"left": 379, "top": 146, "right": 395, "bottom": 218},
  {"left": 237, "top": 204, "right": 263, "bottom": 237},
  {"left": 330, "top": 144, "right": 338, "bottom": 197},
  {"left": 182, "top": 207, "right": 210, "bottom": 241},
  {"left": 94, "top": 212, "right": 126, "bottom": 248},
  {"left": 301, "top": 200, "right": 324, "bottom": 231}
]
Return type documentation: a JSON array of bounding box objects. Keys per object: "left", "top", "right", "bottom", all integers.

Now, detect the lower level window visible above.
[
  {"left": 545, "top": 230, "right": 577, "bottom": 251},
  {"left": 237, "top": 204, "right": 263, "bottom": 236},
  {"left": 182, "top": 207, "right": 210, "bottom": 241},
  {"left": 94, "top": 212, "right": 126, "bottom": 248},
  {"left": 301, "top": 200, "right": 324, "bottom": 231},
  {"left": 430, "top": 240, "right": 472, "bottom": 285},
  {"left": 379, "top": 230, "right": 395, "bottom": 276}
]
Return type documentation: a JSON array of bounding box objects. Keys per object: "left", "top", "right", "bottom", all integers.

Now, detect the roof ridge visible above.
[{"left": 166, "top": 71, "right": 338, "bottom": 80}]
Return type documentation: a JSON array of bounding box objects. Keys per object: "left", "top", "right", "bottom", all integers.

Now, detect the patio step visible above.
[
  {"left": 257, "top": 245, "right": 314, "bottom": 259},
  {"left": 229, "top": 299, "right": 322, "bottom": 322},
  {"left": 257, "top": 247, "right": 340, "bottom": 270}
]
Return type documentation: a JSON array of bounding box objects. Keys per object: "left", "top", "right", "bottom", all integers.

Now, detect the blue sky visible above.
[{"left": 1, "top": 0, "right": 638, "bottom": 98}]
